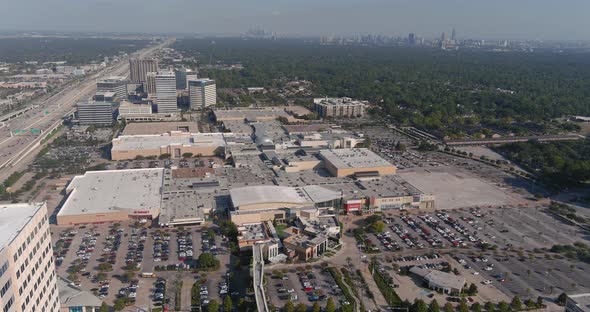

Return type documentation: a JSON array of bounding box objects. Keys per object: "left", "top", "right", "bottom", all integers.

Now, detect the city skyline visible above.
[{"left": 1, "top": 0, "right": 590, "bottom": 40}]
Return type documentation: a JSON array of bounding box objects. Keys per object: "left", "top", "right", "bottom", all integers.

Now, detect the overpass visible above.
[{"left": 252, "top": 243, "right": 270, "bottom": 312}]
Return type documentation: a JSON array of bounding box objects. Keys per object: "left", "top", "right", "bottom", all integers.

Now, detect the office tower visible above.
[
  {"left": 188, "top": 78, "right": 216, "bottom": 110},
  {"left": 77, "top": 100, "right": 117, "bottom": 125},
  {"left": 451, "top": 28, "right": 457, "bottom": 41},
  {"left": 441, "top": 32, "right": 448, "bottom": 42},
  {"left": 145, "top": 72, "right": 157, "bottom": 95},
  {"left": 175, "top": 68, "right": 189, "bottom": 90},
  {"left": 408, "top": 33, "right": 416, "bottom": 46},
  {"left": 97, "top": 76, "right": 128, "bottom": 99},
  {"left": 129, "top": 58, "right": 159, "bottom": 83},
  {"left": 0, "top": 202, "right": 60, "bottom": 312},
  {"left": 155, "top": 72, "right": 178, "bottom": 113}
]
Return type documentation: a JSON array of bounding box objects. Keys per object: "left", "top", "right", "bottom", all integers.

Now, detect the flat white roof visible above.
[
  {"left": 59, "top": 169, "right": 164, "bottom": 216},
  {"left": 0, "top": 202, "right": 44, "bottom": 251},
  {"left": 230, "top": 185, "right": 341, "bottom": 208},
  {"left": 319, "top": 148, "right": 394, "bottom": 169},
  {"left": 112, "top": 132, "right": 226, "bottom": 151}
]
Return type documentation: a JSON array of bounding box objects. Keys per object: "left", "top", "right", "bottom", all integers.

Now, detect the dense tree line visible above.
[
  {"left": 495, "top": 139, "right": 590, "bottom": 186},
  {"left": 174, "top": 38, "right": 590, "bottom": 137},
  {"left": 0, "top": 38, "right": 151, "bottom": 64}
]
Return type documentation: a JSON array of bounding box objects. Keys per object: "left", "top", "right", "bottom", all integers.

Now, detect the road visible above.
[{"left": 0, "top": 39, "right": 171, "bottom": 181}]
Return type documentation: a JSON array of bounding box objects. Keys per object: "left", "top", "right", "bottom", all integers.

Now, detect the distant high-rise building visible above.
[
  {"left": 0, "top": 202, "right": 60, "bottom": 312},
  {"left": 188, "top": 78, "right": 217, "bottom": 110},
  {"left": 441, "top": 32, "right": 448, "bottom": 42},
  {"left": 174, "top": 68, "right": 190, "bottom": 90},
  {"left": 408, "top": 33, "right": 416, "bottom": 46},
  {"left": 145, "top": 72, "right": 157, "bottom": 95},
  {"left": 155, "top": 72, "right": 178, "bottom": 113},
  {"left": 129, "top": 58, "right": 159, "bottom": 83},
  {"left": 451, "top": 28, "right": 457, "bottom": 41},
  {"left": 77, "top": 100, "right": 117, "bottom": 125}
]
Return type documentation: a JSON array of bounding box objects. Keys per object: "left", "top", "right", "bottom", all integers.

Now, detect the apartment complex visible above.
[
  {"left": 129, "top": 58, "right": 159, "bottom": 83},
  {"left": 313, "top": 97, "right": 367, "bottom": 118},
  {"left": 0, "top": 202, "right": 60, "bottom": 312},
  {"left": 76, "top": 101, "right": 116, "bottom": 126},
  {"left": 155, "top": 72, "right": 178, "bottom": 113},
  {"left": 188, "top": 78, "right": 216, "bottom": 109}
]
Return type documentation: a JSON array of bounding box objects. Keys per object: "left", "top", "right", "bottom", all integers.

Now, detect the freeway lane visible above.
[{"left": 0, "top": 40, "right": 171, "bottom": 180}]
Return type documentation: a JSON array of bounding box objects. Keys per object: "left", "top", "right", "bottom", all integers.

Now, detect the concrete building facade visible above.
[
  {"left": 313, "top": 97, "right": 367, "bottom": 118},
  {"left": 76, "top": 101, "right": 116, "bottom": 126},
  {"left": 145, "top": 71, "right": 157, "bottom": 95},
  {"left": 129, "top": 58, "right": 159, "bottom": 83},
  {"left": 188, "top": 78, "right": 216, "bottom": 109},
  {"left": 0, "top": 202, "right": 60, "bottom": 312}
]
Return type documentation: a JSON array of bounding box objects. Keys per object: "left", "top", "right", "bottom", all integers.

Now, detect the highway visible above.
[{"left": 0, "top": 39, "right": 171, "bottom": 181}]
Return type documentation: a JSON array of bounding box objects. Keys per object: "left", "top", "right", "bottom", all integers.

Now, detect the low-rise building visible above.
[
  {"left": 57, "top": 169, "right": 164, "bottom": 225},
  {"left": 229, "top": 185, "right": 342, "bottom": 225},
  {"left": 410, "top": 267, "right": 465, "bottom": 295},
  {"left": 111, "top": 132, "right": 226, "bottom": 160},
  {"left": 57, "top": 276, "right": 102, "bottom": 312},
  {"left": 282, "top": 227, "right": 329, "bottom": 261},
  {"left": 319, "top": 148, "right": 397, "bottom": 177}
]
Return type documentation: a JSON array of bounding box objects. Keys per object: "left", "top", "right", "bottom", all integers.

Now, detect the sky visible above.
[{"left": 1, "top": 0, "right": 589, "bottom": 40}]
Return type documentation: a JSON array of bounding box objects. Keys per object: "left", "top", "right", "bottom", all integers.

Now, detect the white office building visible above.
[
  {"left": 188, "top": 78, "right": 216, "bottom": 109},
  {"left": 155, "top": 72, "right": 178, "bottom": 113},
  {"left": 0, "top": 202, "right": 60, "bottom": 312}
]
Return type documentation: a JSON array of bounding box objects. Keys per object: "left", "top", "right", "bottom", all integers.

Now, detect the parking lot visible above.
[
  {"left": 352, "top": 203, "right": 590, "bottom": 305},
  {"left": 266, "top": 266, "right": 349, "bottom": 310},
  {"left": 51, "top": 221, "right": 232, "bottom": 310}
]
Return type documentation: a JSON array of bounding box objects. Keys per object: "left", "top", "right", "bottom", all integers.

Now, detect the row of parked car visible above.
[{"left": 153, "top": 233, "right": 171, "bottom": 262}]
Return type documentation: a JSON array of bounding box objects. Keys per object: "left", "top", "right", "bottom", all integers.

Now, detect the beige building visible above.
[
  {"left": 319, "top": 148, "right": 397, "bottom": 177},
  {"left": 0, "top": 202, "right": 60, "bottom": 312},
  {"left": 282, "top": 227, "right": 329, "bottom": 261},
  {"left": 129, "top": 58, "right": 158, "bottom": 83},
  {"left": 57, "top": 169, "right": 164, "bottom": 225},
  {"left": 229, "top": 185, "right": 342, "bottom": 225},
  {"left": 111, "top": 132, "right": 226, "bottom": 160},
  {"left": 57, "top": 276, "right": 102, "bottom": 312},
  {"left": 313, "top": 97, "right": 367, "bottom": 118}
]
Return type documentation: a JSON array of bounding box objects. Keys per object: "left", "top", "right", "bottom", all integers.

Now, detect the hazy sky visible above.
[{"left": 1, "top": 0, "right": 589, "bottom": 40}]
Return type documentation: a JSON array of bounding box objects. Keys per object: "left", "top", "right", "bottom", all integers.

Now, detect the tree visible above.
[
  {"left": 471, "top": 303, "right": 482, "bottom": 312},
  {"left": 99, "top": 302, "right": 109, "bottom": 312},
  {"left": 284, "top": 300, "right": 295, "bottom": 312},
  {"left": 312, "top": 302, "right": 321, "bottom": 312},
  {"left": 524, "top": 299, "right": 535, "bottom": 308},
  {"left": 444, "top": 303, "right": 455, "bottom": 312},
  {"left": 467, "top": 283, "right": 478, "bottom": 295},
  {"left": 557, "top": 293, "right": 568, "bottom": 306},
  {"left": 207, "top": 299, "right": 220, "bottom": 312},
  {"left": 295, "top": 303, "right": 307, "bottom": 312},
  {"left": 182, "top": 152, "right": 194, "bottom": 158},
  {"left": 498, "top": 301, "right": 510, "bottom": 312},
  {"left": 97, "top": 263, "right": 113, "bottom": 272},
  {"left": 223, "top": 295, "right": 233, "bottom": 312},
  {"left": 113, "top": 298, "right": 127, "bottom": 311},
  {"left": 484, "top": 302, "right": 495, "bottom": 312},
  {"left": 511, "top": 296, "right": 522, "bottom": 311},
  {"left": 198, "top": 252, "right": 220, "bottom": 269},
  {"left": 428, "top": 299, "right": 440, "bottom": 312},
  {"left": 158, "top": 153, "right": 171, "bottom": 160},
  {"left": 371, "top": 221, "right": 386, "bottom": 233},
  {"left": 458, "top": 299, "right": 469, "bottom": 312},
  {"left": 412, "top": 299, "right": 428, "bottom": 312},
  {"left": 326, "top": 298, "right": 336, "bottom": 312}
]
